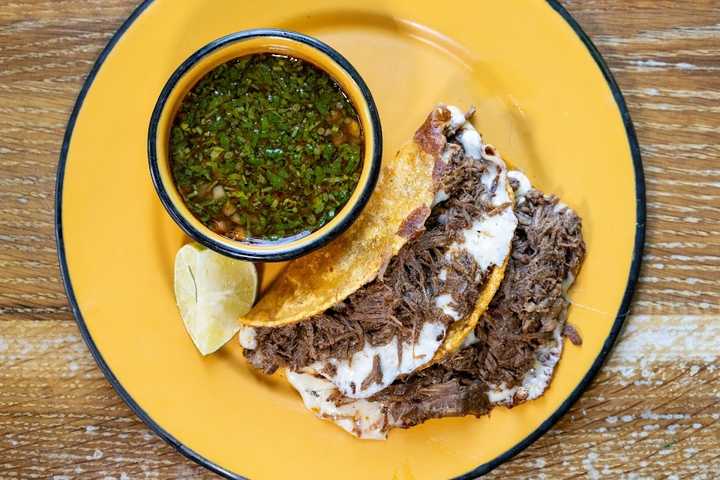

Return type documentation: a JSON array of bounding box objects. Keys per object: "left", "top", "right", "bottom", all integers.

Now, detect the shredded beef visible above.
[
  {"left": 383, "top": 380, "right": 490, "bottom": 429},
  {"left": 371, "top": 345, "right": 492, "bottom": 427},
  {"left": 563, "top": 323, "right": 583, "bottom": 346},
  {"left": 360, "top": 355, "right": 384, "bottom": 391},
  {"left": 476, "top": 190, "right": 585, "bottom": 388},
  {"left": 244, "top": 146, "right": 494, "bottom": 375},
  {"left": 369, "top": 188, "right": 586, "bottom": 428}
]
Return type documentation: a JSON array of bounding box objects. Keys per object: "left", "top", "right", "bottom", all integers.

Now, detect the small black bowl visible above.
[{"left": 148, "top": 29, "right": 382, "bottom": 261}]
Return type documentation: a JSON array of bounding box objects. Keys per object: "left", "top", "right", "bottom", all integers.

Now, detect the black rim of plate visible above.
[
  {"left": 54, "top": 1, "right": 645, "bottom": 479},
  {"left": 148, "top": 29, "right": 382, "bottom": 262}
]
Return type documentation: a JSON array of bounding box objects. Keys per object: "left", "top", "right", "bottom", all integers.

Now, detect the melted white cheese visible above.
[
  {"left": 486, "top": 324, "right": 563, "bottom": 405},
  {"left": 438, "top": 268, "right": 448, "bottom": 282},
  {"left": 435, "top": 293, "right": 460, "bottom": 320},
  {"left": 459, "top": 208, "right": 516, "bottom": 273},
  {"left": 457, "top": 127, "right": 483, "bottom": 159},
  {"left": 446, "top": 105, "right": 467, "bottom": 131},
  {"left": 286, "top": 371, "right": 388, "bottom": 440},
  {"left": 310, "top": 321, "right": 446, "bottom": 399},
  {"left": 507, "top": 170, "right": 532, "bottom": 201},
  {"left": 486, "top": 385, "right": 516, "bottom": 404},
  {"left": 432, "top": 190, "right": 449, "bottom": 207},
  {"left": 438, "top": 121, "right": 517, "bottom": 276},
  {"left": 481, "top": 160, "right": 511, "bottom": 206},
  {"left": 238, "top": 325, "right": 257, "bottom": 350},
  {"left": 461, "top": 329, "right": 479, "bottom": 348}
]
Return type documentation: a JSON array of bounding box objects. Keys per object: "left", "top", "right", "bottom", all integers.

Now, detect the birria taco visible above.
[
  {"left": 239, "top": 105, "right": 518, "bottom": 399},
  {"left": 287, "top": 170, "right": 585, "bottom": 439}
]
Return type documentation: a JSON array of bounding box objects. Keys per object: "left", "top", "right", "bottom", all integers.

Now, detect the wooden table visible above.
[{"left": 1, "top": 1, "right": 718, "bottom": 478}]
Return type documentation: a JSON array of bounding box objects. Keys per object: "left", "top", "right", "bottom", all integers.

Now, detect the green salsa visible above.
[{"left": 170, "top": 53, "right": 364, "bottom": 242}]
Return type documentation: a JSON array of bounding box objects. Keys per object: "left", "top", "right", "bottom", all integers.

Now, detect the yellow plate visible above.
[{"left": 56, "top": 1, "right": 644, "bottom": 479}]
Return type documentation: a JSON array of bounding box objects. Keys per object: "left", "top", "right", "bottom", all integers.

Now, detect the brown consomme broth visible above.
[{"left": 170, "top": 53, "right": 364, "bottom": 243}]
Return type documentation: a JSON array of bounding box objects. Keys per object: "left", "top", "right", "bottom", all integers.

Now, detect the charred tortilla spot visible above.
[
  {"left": 397, "top": 205, "right": 431, "bottom": 238},
  {"left": 414, "top": 106, "right": 451, "bottom": 159}
]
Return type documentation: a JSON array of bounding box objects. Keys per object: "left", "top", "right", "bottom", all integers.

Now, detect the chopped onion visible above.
[
  {"left": 222, "top": 201, "right": 237, "bottom": 216},
  {"left": 211, "top": 220, "right": 229, "bottom": 234},
  {"left": 212, "top": 185, "right": 226, "bottom": 200}
]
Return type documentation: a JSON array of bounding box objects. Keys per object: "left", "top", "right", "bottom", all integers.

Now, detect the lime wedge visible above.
[{"left": 174, "top": 243, "right": 257, "bottom": 355}]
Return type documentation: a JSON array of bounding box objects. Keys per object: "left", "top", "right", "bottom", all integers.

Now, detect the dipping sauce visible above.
[{"left": 170, "top": 54, "right": 364, "bottom": 242}]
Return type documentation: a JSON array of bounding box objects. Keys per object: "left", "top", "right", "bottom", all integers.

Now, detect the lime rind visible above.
[{"left": 174, "top": 243, "right": 257, "bottom": 355}]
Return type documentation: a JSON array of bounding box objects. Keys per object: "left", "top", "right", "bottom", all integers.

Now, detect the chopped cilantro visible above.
[{"left": 170, "top": 54, "right": 363, "bottom": 241}]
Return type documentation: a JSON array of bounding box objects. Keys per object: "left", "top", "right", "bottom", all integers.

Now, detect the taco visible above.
[
  {"left": 239, "top": 106, "right": 518, "bottom": 399},
  {"left": 286, "top": 171, "right": 586, "bottom": 438}
]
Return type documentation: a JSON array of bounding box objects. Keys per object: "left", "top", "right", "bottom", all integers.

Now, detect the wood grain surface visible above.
[{"left": 1, "top": 1, "right": 718, "bottom": 478}]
